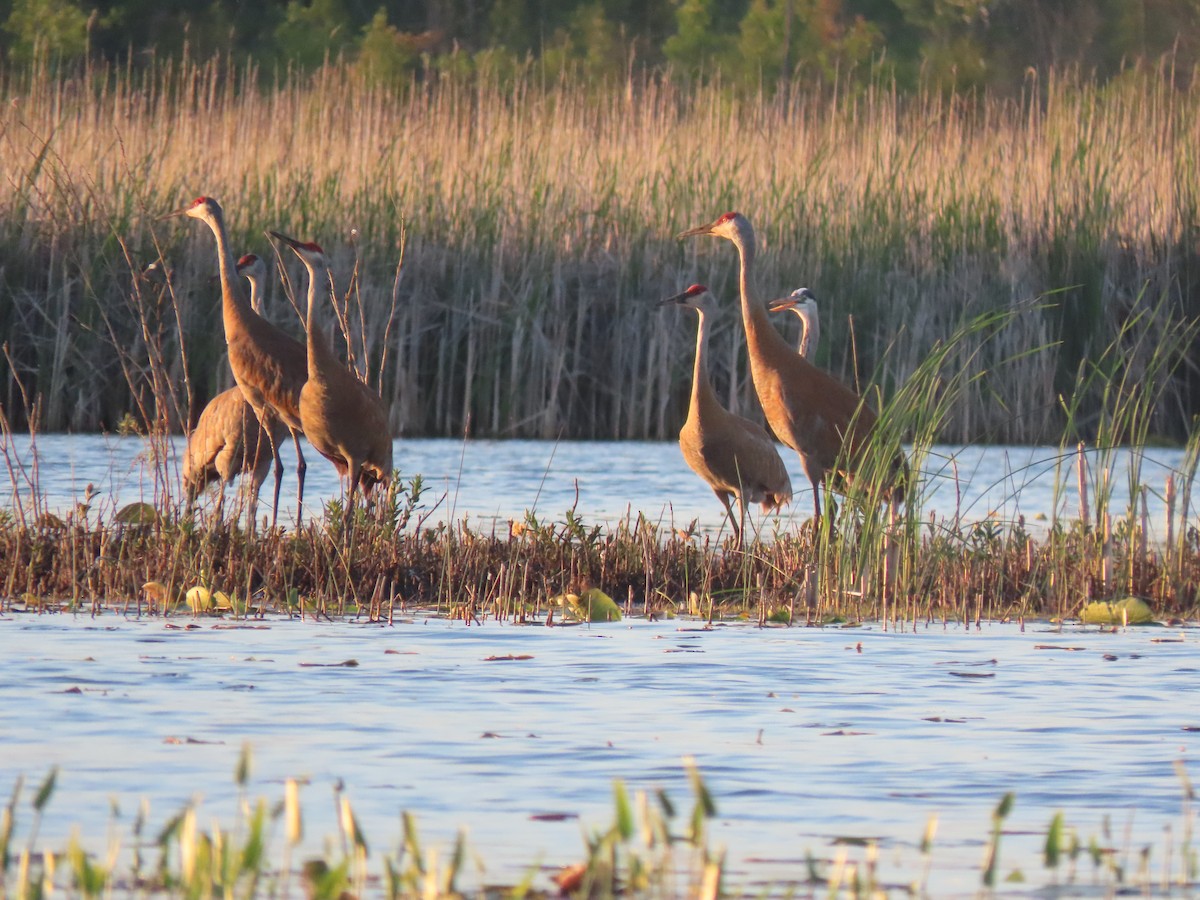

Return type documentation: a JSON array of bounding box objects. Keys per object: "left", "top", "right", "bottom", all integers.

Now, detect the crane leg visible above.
[
  {"left": 258, "top": 423, "right": 282, "bottom": 531},
  {"left": 715, "top": 491, "right": 741, "bottom": 548},
  {"left": 292, "top": 429, "right": 307, "bottom": 527},
  {"left": 244, "top": 476, "right": 259, "bottom": 531}
]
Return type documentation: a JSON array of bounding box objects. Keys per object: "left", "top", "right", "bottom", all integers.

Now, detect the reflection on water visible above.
[
  {"left": 1, "top": 617, "right": 1197, "bottom": 894},
  {"left": 0, "top": 434, "right": 1193, "bottom": 538}
]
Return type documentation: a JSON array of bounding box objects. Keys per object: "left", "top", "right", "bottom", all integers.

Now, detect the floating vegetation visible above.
[
  {"left": 554, "top": 587, "right": 623, "bottom": 623},
  {"left": 1079, "top": 597, "right": 1156, "bottom": 626}
]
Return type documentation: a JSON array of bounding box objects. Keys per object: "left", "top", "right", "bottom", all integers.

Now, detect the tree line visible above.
[{"left": 4, "top": 0, "right": 1200, "bottom": 95}]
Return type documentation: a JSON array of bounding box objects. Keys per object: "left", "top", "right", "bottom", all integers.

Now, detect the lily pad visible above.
[
  {"left": 114, "top": 502, "right": 158, "bottom": 525},
  {"left": 142, "top": 581, "right": 175, "bottom": 609},
  {"left": 1080, "top": 597, "right": 1154, "bottom": 625},
  {"left": 186, "top": 585, "right": 214, "bottom": 613},
  {"left": 556, "top": 588, "right": 622, "bottom": 622}
]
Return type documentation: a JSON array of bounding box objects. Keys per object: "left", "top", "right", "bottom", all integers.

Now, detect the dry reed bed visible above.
[
  {"left": 3, "top": 487, "right": 1200, "bottom": 623},
  {"left": 1, "top": 61, "right": 1199, "bottom": 440}
]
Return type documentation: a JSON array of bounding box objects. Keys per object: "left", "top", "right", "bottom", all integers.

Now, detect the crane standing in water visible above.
[
  {"left": 662, "top": 284, "right": 792, "bottom": 546},
  {"left": 183, "top": 254, "right": 289, "bottom": 522},
  {"left": 166, "top": 197, "right": 309, "bottom": 525},
  {"left": 678, "top": 213, "right": 904, "bottom": 519},
  {"left": 270, "top": 231, "right": 393, "bottom": 506}
]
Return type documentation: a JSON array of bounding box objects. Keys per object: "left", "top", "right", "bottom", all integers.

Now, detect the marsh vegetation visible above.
[
  {"left": 2, "top": 61, "right": 1200, "bottom": 445},
  {"left": 3, "top": 62, "right": 1200, "bottom": 627}
]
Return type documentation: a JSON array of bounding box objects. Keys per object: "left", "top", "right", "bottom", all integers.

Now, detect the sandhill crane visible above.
[
  {"left": 767, "top": 288, "right": 825, "bottom": 514},
  {"left": 662, "top": 284, "right": 792, "bottom": 546},
  {"left": 678, "top": 212, "right": 903, "bottom": 519},
  {"left": 769, "top": 288, "right": 821, "bottom": 360},
  {"left": 165, "top": 196, "right": 309, "bottom": 526},
  {"left": 269, "top": 231, "right": 393, "bottom": 504},
  {"left": 182, "top": 254, "right": 288, "bottom": 521}
]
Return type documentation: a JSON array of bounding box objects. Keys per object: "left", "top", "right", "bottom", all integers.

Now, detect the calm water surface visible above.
[
  {"left": 0, "top": 434, "right": 1193, "bottom": 537},
  {"left": 1, "top": 616, "right": 1197, "bottom": 895}
]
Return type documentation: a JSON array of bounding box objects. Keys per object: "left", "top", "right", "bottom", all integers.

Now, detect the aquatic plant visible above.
[{"left": 2, "top": 752, "right": 1196, "bottom": 897}]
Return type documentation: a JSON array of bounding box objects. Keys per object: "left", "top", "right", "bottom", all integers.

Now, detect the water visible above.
[
  {"left": 1, "top": 437, "right": 1198, "bottom": 894},
  {"left": 0, "top": 434, "right": 1193, "bottom": 538},
  {"left": 1, "top": 617, "right": 1197, "bottom": 895}
]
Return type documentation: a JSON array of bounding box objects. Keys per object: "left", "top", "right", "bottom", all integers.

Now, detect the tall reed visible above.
[{"left": 0, "top": 59, "right": 1198, "bottom": 441}]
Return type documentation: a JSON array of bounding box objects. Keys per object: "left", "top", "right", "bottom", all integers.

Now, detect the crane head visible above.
[
  {"left": 138, "top": 259, "right": 173, "bottom": 286},
  {"left": 677, "top": 211, "right": 749, "bottom": 241},
  {"left": 162, "top": 195, "right": 222, "bottom": 221},
  {"left": 269, "top": 231, "right": 328, "bottom": 268},
  {"left": 236, "top": 254, "right": 268, "bottom": 312},
  {"left": 659, "top": 284, "right": 713, "bottom": 310},
  {"left": 235, "top": 253, "right": 264, "bottom": 274},
  {"left": 768, "top": 287, "right": 818, "bottom": 314}
]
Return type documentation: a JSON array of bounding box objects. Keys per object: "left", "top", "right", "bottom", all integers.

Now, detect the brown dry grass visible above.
[{"left": 0, "top": 60, "right": 1198, "bottom": 440}]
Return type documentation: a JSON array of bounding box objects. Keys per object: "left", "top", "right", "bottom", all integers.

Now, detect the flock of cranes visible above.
[
  {"left": 674, "top": 212, "right": 904, "bottom": 540},
  {"left": 169, "top": 196, "right": 390, "bottom": 526},
  {"left": 172, "top": 198, "right": 902, "bottom": 541},
  {"left": 181, "top": 252, "right": 286, "bottom": 521}
]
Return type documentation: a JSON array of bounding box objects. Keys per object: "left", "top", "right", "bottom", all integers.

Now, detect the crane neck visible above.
[
  {"left": 246, "top": 276, "right": 264, "bottom": 315},
  {"left": 689, "top": 307, "right": 718, "bottom": 416},
  {"left": 797, "top": 310, "right": 819, "bottom": 360},
  {"left": 302, "top": 260, "right": 335, "bottom": 377},
  {"left": 203, "top": 206, "right": 254, "bottom": 327},
  {"left": 732, "top": 228, "right": 773, "bottom": 342}
]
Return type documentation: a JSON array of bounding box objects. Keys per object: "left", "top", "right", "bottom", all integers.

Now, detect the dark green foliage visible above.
[{"left": 4, "top": 0, "right": 1200, "bottom": 94}]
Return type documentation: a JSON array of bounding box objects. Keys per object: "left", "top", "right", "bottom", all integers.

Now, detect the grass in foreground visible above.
[{"left": 1, "top": 751, "right": 1196, "bottom": 898}]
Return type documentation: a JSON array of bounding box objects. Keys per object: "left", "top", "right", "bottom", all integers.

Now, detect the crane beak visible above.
[
  {"left": 658, "top": 290, "right": 691, "bottom": 307},
  {"left": 676, "top": 221, "right": 716, "bottom": 240},
  {"left": 268, "top": 230, "right": 301, "bottom": 249},
  {"left": 768, "top": 296, "right": 798, "bottom": 313},
  {"left": 158, "top": 206, "right": 189, "bottom": 221}
]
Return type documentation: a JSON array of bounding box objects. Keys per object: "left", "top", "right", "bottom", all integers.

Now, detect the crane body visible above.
[
  {"left": 182, "top": 254, "right": 288, "bottom": 520},
  {"left": 663, "top": 284, "right": 791, "bottom": 544},
  {"left": 270, "top": 231, "right": 393, "bottom": 503},
  {"left": 679, "top": 212, "right": 903, "bottom": 518},
  {"left": 165, "top": 196, "right": 309, "bottom": 525}
]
